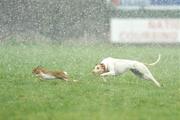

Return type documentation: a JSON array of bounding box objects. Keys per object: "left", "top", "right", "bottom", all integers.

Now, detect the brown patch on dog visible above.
[
  {"left": 92, "top": 63, "right": 108, "bottom": 75},
  {"left": 100, "top": 63, "right": 108, "bottom": 72}
]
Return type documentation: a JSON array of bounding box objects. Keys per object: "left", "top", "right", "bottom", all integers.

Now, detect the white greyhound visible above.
[{"left": 92, "top": 55, "right": 161, "bottom": 87}]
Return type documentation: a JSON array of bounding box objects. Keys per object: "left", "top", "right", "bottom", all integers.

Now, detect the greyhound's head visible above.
[{"left": 92, "top": 63, "right": 107, "bottom": 75}]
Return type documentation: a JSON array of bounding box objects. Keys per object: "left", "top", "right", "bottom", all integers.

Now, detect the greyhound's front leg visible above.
[{"left": 100, "top": 71, "right": 116, "bottom": 77}]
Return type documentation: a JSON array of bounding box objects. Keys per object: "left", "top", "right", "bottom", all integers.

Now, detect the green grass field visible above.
[{"left": 0, "top": 41, "right": 180, "bottom": 120}]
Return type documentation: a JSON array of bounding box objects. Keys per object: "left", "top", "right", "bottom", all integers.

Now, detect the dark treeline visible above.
[
  {"left": 0, "top": 0, "right": 109, "bottom": 41},
  {"left": 0, "top": 0, "right": 179, "bottom": 41}
]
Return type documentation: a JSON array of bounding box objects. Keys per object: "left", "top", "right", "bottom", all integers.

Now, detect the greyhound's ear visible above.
[
  {"left": 100, "top": 63, "right": 105, "bottom": 67},
  {"left": 100, "top": 63, "right": 108, "bottom": 72},
  {"left": 100, "top": 63, "right": 104, "bottom": 66}
]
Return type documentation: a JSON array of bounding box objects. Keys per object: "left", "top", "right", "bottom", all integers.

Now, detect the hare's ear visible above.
[{"left": 37, "top": 65, "right": 43, "bottom": 68}]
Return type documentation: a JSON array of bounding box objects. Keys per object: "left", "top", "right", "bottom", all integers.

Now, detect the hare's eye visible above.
[{"left": 97, "top": 67, "right": 99, "bottom": 69}]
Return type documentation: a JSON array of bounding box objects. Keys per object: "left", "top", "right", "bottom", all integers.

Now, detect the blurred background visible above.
[
  {"left": 1, "top": 1, "right": 180, "bottom": 120},
  {"left": 0, "top": 0, "right": 180, "bottom": 43}
]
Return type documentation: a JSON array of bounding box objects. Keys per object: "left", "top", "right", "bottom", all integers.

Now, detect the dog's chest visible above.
[{"left": 39, "top": 72, "right": 56, "bottom": 79}]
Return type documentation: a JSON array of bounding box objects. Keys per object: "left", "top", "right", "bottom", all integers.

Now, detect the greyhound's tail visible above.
[{"left": 145, "top": 54, "right": 161, "bottom": 66}]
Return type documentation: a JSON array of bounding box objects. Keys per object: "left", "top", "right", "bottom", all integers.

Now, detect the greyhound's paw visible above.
[{"left": 100, "top": 74, "right": 104, "bottom": 77}]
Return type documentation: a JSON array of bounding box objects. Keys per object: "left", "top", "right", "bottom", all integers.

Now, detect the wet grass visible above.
[{"left": 0, "top": 41, "right": 180, "bottom": 120}]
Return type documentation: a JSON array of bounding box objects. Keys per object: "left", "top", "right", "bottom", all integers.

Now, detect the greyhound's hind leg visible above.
[
  {"left": 130, "top": 68, "right": 143, "bottom": 78},
  {"left": 143, "top": 74, "right": 161, "bottom": 87}
]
